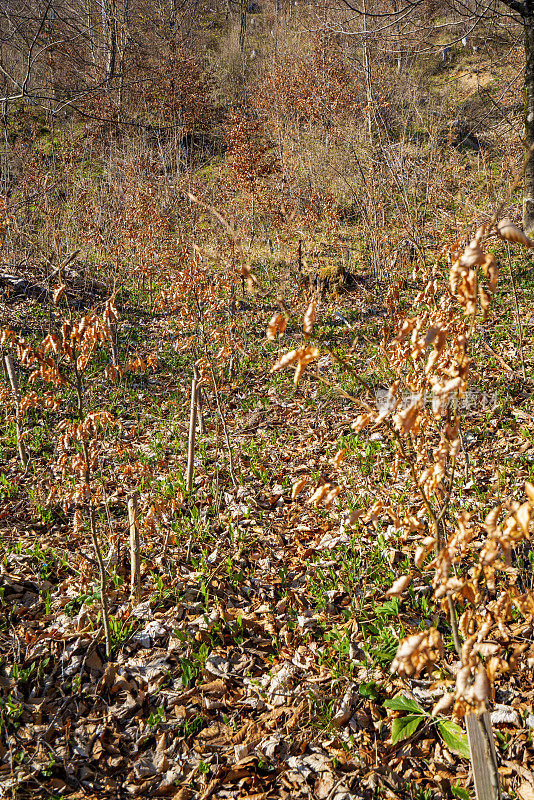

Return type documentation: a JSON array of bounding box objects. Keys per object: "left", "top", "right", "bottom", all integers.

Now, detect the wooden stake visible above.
[
  {"left": 128, "top": 492, "right": 141, "bottom": 604},
  {"left": 109, "top": 322, "right": 119, "bottom": 376},
  {"left": 446, "top": 588, "right": 500, "bottom": 799},
  {"left": 196, "top": 385, "right": 204, "bottom": 435},
  {"left": 186, "top": 366, "right": 199, "bottom": 492},
  {"left": 4, "top": 354, "right": 28, "bottom": 469},
  {"left": 466, "top": 711, "right": 501, "bottom": 800}
]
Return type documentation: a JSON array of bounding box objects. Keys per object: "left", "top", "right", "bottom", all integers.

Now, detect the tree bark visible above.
[
  {"left": 362, "top": 0, "right": 374, "bottom": 140},
  {"left": 102, "top": 0, "right": 118, "bottom": 88},
  {"left": 239, "top": 0, "right": 247, "bottom": 53},
  {"left": 524, "top": 7, "right": 534, "bottom": 232}
]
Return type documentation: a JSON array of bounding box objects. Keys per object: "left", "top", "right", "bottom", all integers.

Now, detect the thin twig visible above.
[
  {"left": 482, "top": 338, "right": 532, "bottom": 382},
  {"left": 81, "top": 435, "right": 111, "bottom": 659},
  {"left": 208, "top": 360, "right": 237, "bottom": 488},
  {"left": 505, "top": 241, "right": 526, "bottom": 380},
  {"left": 447, "top": 592, "right": 462, "bottom": 657},
  {"left": 89, "top": 504, "right": 112, "bottom": 658}
]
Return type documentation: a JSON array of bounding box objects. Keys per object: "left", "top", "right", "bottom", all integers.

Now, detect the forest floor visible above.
[{"left": 2, "top": 248, "right": 534, "bottom": 800}]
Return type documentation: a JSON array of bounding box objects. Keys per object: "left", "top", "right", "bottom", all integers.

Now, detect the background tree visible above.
[{"left": 499, "top": 0, "right": 534, "bottom": 231}]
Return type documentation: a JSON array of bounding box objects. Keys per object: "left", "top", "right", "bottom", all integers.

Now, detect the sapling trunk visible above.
[
  {"left": 207, "top": 359, "right": 237, "bottom": 488},
  {"left": 89, "top": 506, "right": 112, "bottom": 658},
  {"left": 523, "top": 8, "right": 534, "bottom": 234},
  {"left": 505, "top": 243, "right": 526, "bottom": 380},
  {"left": 81, "top": 434, "right": 111, "bottom": 659}
]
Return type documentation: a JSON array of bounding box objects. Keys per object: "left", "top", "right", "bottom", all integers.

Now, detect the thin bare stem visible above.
[
  {"left": 89, "top": 504, "right": 112, "bottom": 658},
  {"left": 505, "top": 242, "right": 526, "bottom": 380},
  {"left": 82, "top": 433, "right": 111, "bottom": 658},
  {"left": 447, "top": 592, "right": 462, "bottom": 657},
  {"left": 208, "top": 360, "right": 237, "bottom": 488}
]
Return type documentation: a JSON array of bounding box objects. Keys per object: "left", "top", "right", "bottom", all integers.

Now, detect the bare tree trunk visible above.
[
  {"left": 524, "top": 6, "right": 534, "bottom": 232},
  {"left": 362, "top": 0, "right": 373, "bottom": 141},
  {"left": 239, "top": 0, "right": 247, "bottom": 52},
  {"left": 169, "top": 0, "right": 177, "bottom": 31},
  {"left": 102, "top": 0, "right": 118, "bottom": 87},
  {"left": 117, "top": 0, "right": 129, "bottom": 116}
]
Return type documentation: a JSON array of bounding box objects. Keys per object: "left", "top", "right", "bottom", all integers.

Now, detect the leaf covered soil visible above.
[{"left": 2, "top": 262, "right": 534, "bottom": 800}]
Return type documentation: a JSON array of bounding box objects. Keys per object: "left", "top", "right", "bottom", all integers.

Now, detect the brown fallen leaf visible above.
[{"left": 198, "top": 678, "right": 227, "bottom": 695}]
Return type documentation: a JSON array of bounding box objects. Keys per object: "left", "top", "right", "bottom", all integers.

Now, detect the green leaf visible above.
[
  {"left": 391, "top": 714, "right": 425, "bottom": 744},
  {"left": 198, "top": 643, "right": 210, "bottom": 663},
  {"left": 451, "top": 784, "right": 471, "bottom": 800},
  {"left": 384, "top": 694, "right": 425, "bottom": 714},
  {"left": 358, "top": 681, "right": 380, "bottom": 700},
  {"left": 375, "top": 599, "right": 400, "bottom": 617},
  {"left": 438, "top": 720, "right": 471, "bottom": 759},
  {"left": 181, "top": 658, "right": 196, "bottom": 688}
]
